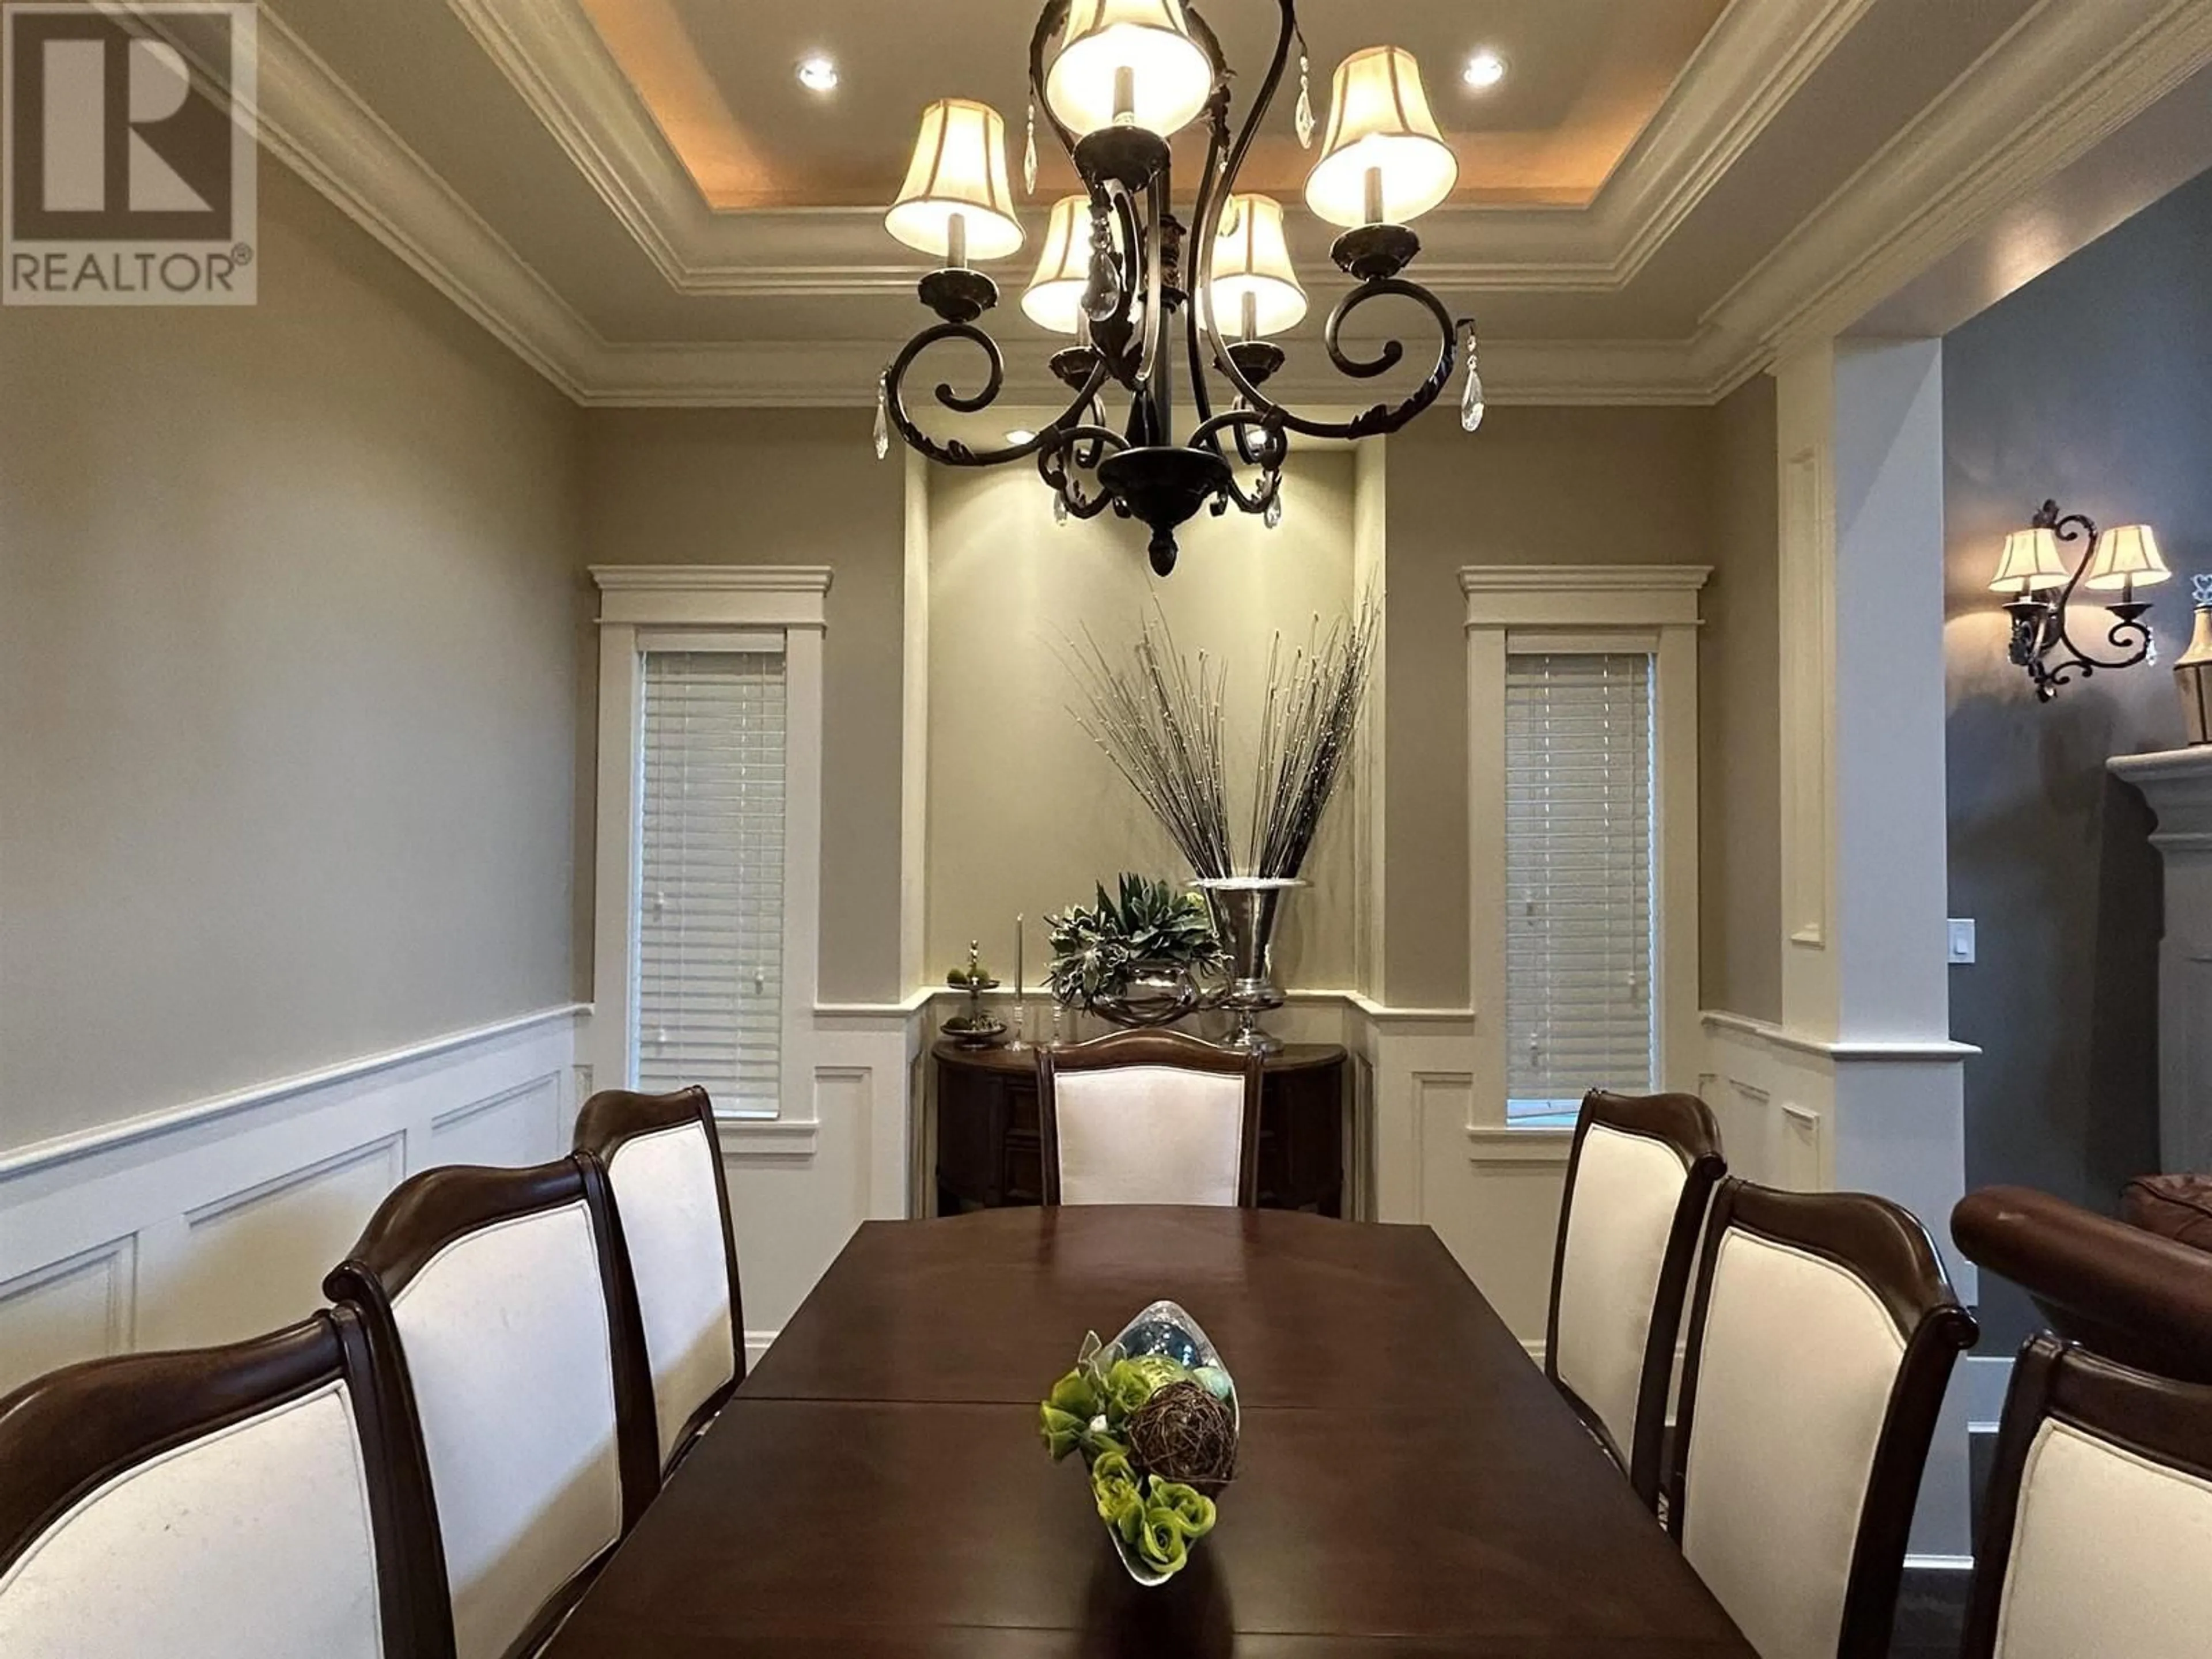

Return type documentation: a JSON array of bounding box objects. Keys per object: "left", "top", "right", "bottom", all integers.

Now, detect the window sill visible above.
[
  {"left": 1465, "top": 1126, "right": 1573, "bottom": 1169},
  {"left": 715, "top": 1115, "right": 819, "bottom": 1159}
]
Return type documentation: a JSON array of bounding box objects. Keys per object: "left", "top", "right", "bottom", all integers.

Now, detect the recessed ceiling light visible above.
[
  {"left": 796, "top": 55, "right": 839, "bottom": 93},
  {"left": 1005, "top": 428, "right": 1037, "bottom": 445},
  {"left": 1463, "top": 49, "right": 1506, "bottom": 90}
]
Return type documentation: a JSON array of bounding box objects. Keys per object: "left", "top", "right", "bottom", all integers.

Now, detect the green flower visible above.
[
  {"left": 1047, "top": 1367, "right": 1101, "bottom": 1419},
  {"left": 1104, "top": 1358, "right": 1160, "bottom": 1422},
  {"left": 1039, "top": 1403, "right": 1085, "bottom": 1461},
  {"left": 1147, "top": 1476, "right": 1217, "bottom": 1540},
  {"left": 1135, "top": 1510, "right": 1190, "bottom": 1574}
]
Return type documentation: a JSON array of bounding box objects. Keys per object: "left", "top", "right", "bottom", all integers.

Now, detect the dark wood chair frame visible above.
[
  {"left": 1961, "top": 1334, "right": 2212, "bottom": 1657},
  {"left": 324, "top": 1155, "right": 660, "bottom": 1659},
  {"left": 1669, "top": 1179, "right": 1979, "bottom": 1659},
  {"left": 1543, "top": 1088, "right": 1726, "bottom": 1509},
  {"left": 0, "top": 1306, "right": 449, "bottom": 1659},
  {"left": 574, "top": 1084, "right": 747, "bottom": 1467},
  {"left": 1035, "top": 1029, "right": 1265, "bottom": 1207},
  {"left": 1953, "top": 1184, "right": 2212, "bottom": 1385}
]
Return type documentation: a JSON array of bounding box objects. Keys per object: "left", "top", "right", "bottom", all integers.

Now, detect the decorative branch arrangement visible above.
[{"left": 1065, "top": 596, "right": 1377, "bottom": 880}]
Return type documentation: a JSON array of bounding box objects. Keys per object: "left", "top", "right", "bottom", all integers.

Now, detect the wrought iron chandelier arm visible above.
[
  {"left": 1027, "top": 0, "right": 1078, "bottom": 155},
  {"left": 1038, "top": 425, "right": 1128, "bottom": 519},
  {"left": 1187, "top": 410, "right": 1286, "bottom": 513},
  {"left": 883, "top": 324, "right": 1112, "bottom": 467}
]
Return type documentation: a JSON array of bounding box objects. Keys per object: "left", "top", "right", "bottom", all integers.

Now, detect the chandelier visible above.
[{"left": 874, "top": 0, "right": 1481, "bottom": 575}]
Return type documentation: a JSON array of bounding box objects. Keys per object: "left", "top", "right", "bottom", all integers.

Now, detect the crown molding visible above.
[
  {"left": 438, "top": 0, "right": 1869, "bottom": 299},
  {"left": 568, "top": 335, "right": 1714, "bottom": 409},
  {"left": 1694, "top": 0, "right": 2212, "bottom": 392}
]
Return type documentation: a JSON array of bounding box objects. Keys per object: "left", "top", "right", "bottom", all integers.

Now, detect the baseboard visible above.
[
  {"left": 1903, "top": 1554, "right": 1975, "bottom": 1572},
  {"left": 744, "top": 1329, "right": 780, "bottom": 1370}
]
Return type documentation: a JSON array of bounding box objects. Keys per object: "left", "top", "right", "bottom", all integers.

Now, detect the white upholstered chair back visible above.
[
  {"left": 327, "top": 1157, "right": 657, "bottom": 1659},
  {"left": 0, "top": 1310, "right": 424, "bottom": 1659},
  {"left": 1545, "top": 1090, "right": 1724, "bottom": 1508},
  {"left": 1964, "top": 1336, "right": 2212, "bottom": 1659},
  {"left": 576, "top": 1087, "right": 744, "bottom": 1471},
  {"left": 1037, "top": 1032, "right": 1263, "bottom": 1207},
  {"left": 1672, "top": 1181, "right": 1974, "bottom": 1659}
]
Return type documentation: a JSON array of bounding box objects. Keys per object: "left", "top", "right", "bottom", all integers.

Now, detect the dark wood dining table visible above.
[{"left": 542, "top": 1206, "right": 1755, "bottom": 1657}]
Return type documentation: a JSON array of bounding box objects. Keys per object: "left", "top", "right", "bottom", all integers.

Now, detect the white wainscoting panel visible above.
[{"left": 0, "top": 1006, "right": 586, "bottom": 1398}]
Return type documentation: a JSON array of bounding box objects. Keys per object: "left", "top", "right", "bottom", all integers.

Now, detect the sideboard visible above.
[{"left": 930, "top": 1039, "right": 1348, "bottom": 1217}]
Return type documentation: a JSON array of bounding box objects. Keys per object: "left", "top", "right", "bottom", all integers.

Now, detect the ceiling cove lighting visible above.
[
  {"left": 874, "top": 1, "right": 1479, "bottom": 575},
  {"left": 1991, "top": 498, "right": 2168, "bottom": 700},
  {"left": 796, "top": 55, "right": 839, "bottom": 92}
]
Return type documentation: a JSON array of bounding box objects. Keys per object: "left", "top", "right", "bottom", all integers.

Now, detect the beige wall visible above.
[
  {"left": 1381, "top": 408, "right": 1723, "bottom": 1009},
  {"left": 0, "top": 167, "right": 584, "bottom": 1152},
  {"left": 924, "top": 452, "right": 1361, "bottom": 993},
  {"left": 578, "top": 407, "right": 907, "bottom": 1003},
  {"left": 1699, "top": 377, "right": 1784, "bottom": 1022}
]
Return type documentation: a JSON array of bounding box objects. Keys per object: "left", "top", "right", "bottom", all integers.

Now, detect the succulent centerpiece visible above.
[{"left": 1045, "top": 872, "right": 1227, "bottom": 1027}]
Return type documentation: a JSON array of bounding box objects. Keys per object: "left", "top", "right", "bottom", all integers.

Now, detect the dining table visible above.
[{"left": 541, "top": 1205, "right": 1756, "bottom": 1657}]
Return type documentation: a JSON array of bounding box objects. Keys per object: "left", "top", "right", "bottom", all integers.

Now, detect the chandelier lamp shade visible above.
[
  {"left": 874, "top": 0, "right": 1480, "bottom": 576},
  {"left": 1991, "top": 499, "right": 2169, "bottom": 700}
]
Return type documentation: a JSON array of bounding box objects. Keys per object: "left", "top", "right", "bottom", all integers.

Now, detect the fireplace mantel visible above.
[{"left": 2112, "top": 746, "right": 2212, "bottom": 1172}]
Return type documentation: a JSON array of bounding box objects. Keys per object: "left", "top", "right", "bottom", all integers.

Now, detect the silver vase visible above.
[{"left": 1194, "top": 877, "right": 1303, "bottom": 1055}]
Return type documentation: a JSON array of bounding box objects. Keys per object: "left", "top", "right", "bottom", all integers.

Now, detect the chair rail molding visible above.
[{"left": 0, "top": 1006, "right": 588, "bottom": 1400}]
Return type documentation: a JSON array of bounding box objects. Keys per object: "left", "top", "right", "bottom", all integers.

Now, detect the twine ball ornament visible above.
[{"left": 1125, "top": 1380, "right": 1237, "bottom": 1494}]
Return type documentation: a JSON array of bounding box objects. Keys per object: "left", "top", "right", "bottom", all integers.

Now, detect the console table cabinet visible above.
[{"left": 931, "top": 1040, "right": 1347, "bottom": 1217}]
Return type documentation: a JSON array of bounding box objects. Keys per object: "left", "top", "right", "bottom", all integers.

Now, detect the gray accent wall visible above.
[
  {"left": 0, "top": 168, "right": 586, "bottom": 1152},
  {"left": 1944, "top": 166, "right": 2212, "bottom": 1345}
]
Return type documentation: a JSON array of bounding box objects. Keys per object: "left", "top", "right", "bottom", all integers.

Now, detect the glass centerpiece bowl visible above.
[{"left": 1037, "top": 1299, "right": 1240, "bottom": 1586}]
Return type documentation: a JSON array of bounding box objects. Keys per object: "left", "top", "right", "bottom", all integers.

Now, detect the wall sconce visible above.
[{"left": 1991, "top": 499, "right": 2168, "bottom": 700}]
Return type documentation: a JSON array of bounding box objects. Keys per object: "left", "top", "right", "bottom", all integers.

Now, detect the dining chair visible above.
[
  {"left": 0, "top": 1307, "right": 443, "bottom": 1659},
  {"left": 1960, "top": 1334, "right": 2212, "bottom": 1658},
  {"left": 574, "top": 1084, "right": 745, "bottom": 1472},
  {"left": 1953, "top": 1184, "right": 2212, "bottom": 1384},
  {"left": 1544, "top": 1088, "right": 1726, "bottom": 1509},
  {"left": 1669, "top": 1180, "right": 1977, "bottom": 1659},
  {"left": 325, "top": 1156, "right": 659, "bottom": 1659},
  {"left": 1035, "top": 1029, "right": 1263, "bottom": 1206}
]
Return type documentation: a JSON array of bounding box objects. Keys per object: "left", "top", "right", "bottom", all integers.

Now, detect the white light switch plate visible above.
[{"left": 1947, "top": 918, "right": 1976, "bottom": 964}]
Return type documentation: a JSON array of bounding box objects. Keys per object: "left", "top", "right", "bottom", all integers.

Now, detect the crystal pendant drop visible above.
[
  {"left": 1053, "top": 492, "right": 1069, "bottom": 527},
  {"left": 1459, "top": 325, "right": 1486, "bottom": 434},
  {"left": 873, "top": 377, "right": 891, "bottom": 460},
  {"left": 1023, "top": 102, "right": 1037, "bottom": 197},
  {"left": 1264, "top": 490, "right": 1283, "bottom": 529},
  {"left": 1294, "top": 55, "right": 1316, "bottom": 149}
]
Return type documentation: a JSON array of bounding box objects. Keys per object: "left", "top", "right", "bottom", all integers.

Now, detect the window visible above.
[
  {"left": 1504, "top": 653, "right": 1655, "bottom": 1127},
  {"left": 634, "top": 650, "right": 787, "bottom": 1113},
  {"left": 590, "top": 567, "right": 828, "bottom": 1125},
  {"left": 1460, "top": 563, "right": 1705, "bottom": 1145}
]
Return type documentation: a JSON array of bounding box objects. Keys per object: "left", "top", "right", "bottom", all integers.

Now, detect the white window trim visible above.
[
  {"left": 590, "top": 566, "right": 831, "bottom": 1126},
  {"left": 1461, "top": 565, "right": 1708, "bottom": 1147}
]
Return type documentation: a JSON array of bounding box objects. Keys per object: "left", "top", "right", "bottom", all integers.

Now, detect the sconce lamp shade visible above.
[
  {"left": 886, "top": 99, "right": 1025, "bottom": 262},
  {"left": 2084, "top": 523, "right": 2171, "bottom": 591},
  {"left": 1045, "top": 0, "right": 1214, "bottom": 139},
  {"left": 1022, "top": 196, "right": 1092, "bottom": 334},
  {"left": 1210, "top": 193, "right": 1306, "bottom": 337},
  {"left": 1988, "top": 526, "right": 2067, "bottom": 594},
  {"left": 1304, "top": 46, "right": 1459, "bottom": 228}
]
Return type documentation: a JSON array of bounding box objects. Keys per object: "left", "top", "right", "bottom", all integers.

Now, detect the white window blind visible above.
[
  {"left": 634, "top": 649, "right": 787, "bottom": 1115},
  {"left": 1505, "top": 652, "right": 1656, "bottom": 1125}
]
